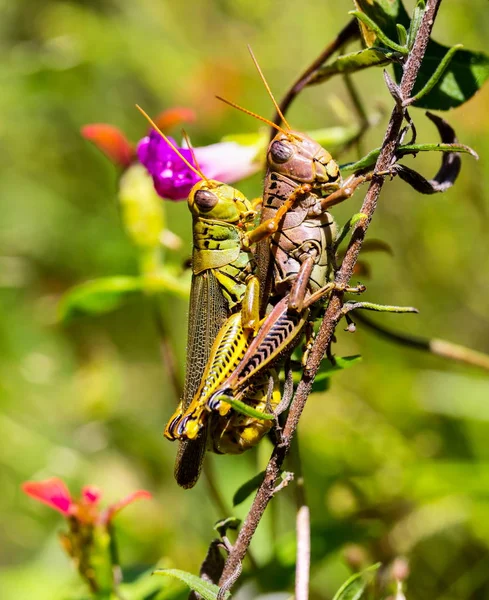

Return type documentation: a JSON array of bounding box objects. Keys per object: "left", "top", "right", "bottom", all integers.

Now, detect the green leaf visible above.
[
  {"left": 153, "top": 569, "right": 229, "bottom": 600},
  {"left": 309, "top": 48, "right": 398, "bottom": 86},
  {"left": 401, "top": 43, "right": 489, "bottom": 110},
  {"left": 349, "top": 11, "right": 408, "bottom": 54},
  {"left": 312, "top": 355, "right": 362, "bottom": 393},
  {"left": 214, "top": 516, "right": 241, "bottom": 536},
  {"left": 353, "top": 0, "right": 406, "bottom": 48},
  {"left": 341, "top": 140, "right": 476, "bottom": 173},
  {"left": 59, "top": 276, "right": 143, "bottom": 321},
  {"left": 354, "top": 0, "right": 489, "bottom": 109},
  {"left": 332, "top": 563, "right": 381, "bottom": 600},
  {"left": 233, "top": 471, "right": 266, "bottom": 506},
  {"left": 322, "top": 355, "right": 363, "bottom": 376}
]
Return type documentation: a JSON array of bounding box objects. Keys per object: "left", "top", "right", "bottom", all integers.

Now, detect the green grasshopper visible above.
[
  {"left": 172, "top": 50, "right": 368, "bottom": 439},
  {"left": 136, "top": 108, "right": 270, "bottom": 488},
  {"left": 137, "top": 108, "right": 301, "bottom": 487}
]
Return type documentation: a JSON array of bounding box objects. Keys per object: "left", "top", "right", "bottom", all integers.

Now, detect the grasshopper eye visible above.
[
  {"left": 194, "top": 189, "right": 219, "bottom": 210},
  {"left": 270, "top": 140, "right": 293, "bottom": 163}
]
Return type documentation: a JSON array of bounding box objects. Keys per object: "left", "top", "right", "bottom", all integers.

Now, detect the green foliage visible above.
[
  {"left": 59, "top": 276, "right": 144, "bottom": 319},
  {"left": 332, "top": 563, "right": 381, "bottom": 600},
  {"left": 153, "top": 569, "right": 229, "bottom": 600},
  {"left": 353, "top": 0, "right": 489, "bottom": 109},
  {"left": 342, "top": 139, "right": 476, "bottom": 174},
  {"left": 312, "top": 356, "right": 363, "bottom": 393},
  {"left": 214, "top": 516, "right": 241, "bottom": 535},
  {"left": 232, "top": 470, "right": 266, "bottom": 506},
  {"left": 3, "top": 1, "right": 489, "bottom": 600}
]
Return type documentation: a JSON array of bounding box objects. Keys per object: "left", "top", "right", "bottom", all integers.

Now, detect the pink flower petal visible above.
[
  {"left": 22, "top": 478, "right": 73, "bottom": 515},
  {"left": 194, "top": 142, "right": 260, "bottom": 184},
  {"left": 81, "top": 486, "right": 102, "bottom": 506},
  {"left": 81, "top": 124, "right": 134, "bottom": 168},
  {"left": 100, "top": 490, "right": 152, "bottom": 524}
]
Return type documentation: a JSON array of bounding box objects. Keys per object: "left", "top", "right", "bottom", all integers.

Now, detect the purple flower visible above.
[
  {"left": 137, "top": 130, "right": 200, "bottom": 201},
  {"left": 137, "top": 131, "right": 260, "bottom": 201}
]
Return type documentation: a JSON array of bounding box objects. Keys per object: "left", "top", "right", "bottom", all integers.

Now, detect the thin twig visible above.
[
  {"left": 152, "top": 297, "right": 183, "bottom": 401},
  {"left": 289, "top": 434, "right": 310, "bottom": 600},
  {"left": 354, "top": 311, "right": 489, "bottom": 372},
  {"left": 219, "top": 0, "right": 443, "bottom": 589},
  {"left": 270, "top": 18, "right": 359, "bottom": 141},
  {"left": 340, "top": 73, "right": 370, "bottom": 158},
  {"left": 203, "top": 458, "right": 231, "bottom": 518}
]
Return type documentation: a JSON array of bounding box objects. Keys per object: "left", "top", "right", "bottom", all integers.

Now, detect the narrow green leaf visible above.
[
  {"left": 214, "top": 517, "right": 241, "bottom": 535},
  {"left": 153, "top": 569, "right": 229, "bottom": 600},
  {"left": 58, "top": 276, "right": 143, "bottom": 321},
  {"left": 312, "top": 356, "right": 363, "bottom": 393},
  {"left": 341, "top": 141, "right": 477, "bottom": 173},
  {"left": 407, "top": 0, "right": 426, "bottom": 49},
  {"left": 401, "top": 43, "right": 489, "bottom": 110},
  {"left": 322, "top": 355, "right": 363, "bottom": 375},
  {"left": 349, "top": 11, "right": 408, "bottom": 54},
  {"left": 396, "top": 23, "right": 407, "bottom": 47},
  {"left": 217, "top": 396, "right": 275, "bottom": 420},
  {"left": 347, "top": 302, "right": 418, "bottom": 314},
  {"left": 335, "top": 213, "right": 367, "bottom": 249},
  {"left": 353, "top": 0, "right": 406, "bottom": 48},
  {"left": 354, "top": 0, "right": 489, "bottom": 109},
  {"left": 233, "top": 471, "right": 266, "bottom": 506},
  {"left": 309, "top": 48, "right": 398, "bottom": 86},
  {"left": 408, "top": 44, "right": 464, "bottom": 105},
  {"left": 332, "top": 563, "right": 381, "bottom": 600}
]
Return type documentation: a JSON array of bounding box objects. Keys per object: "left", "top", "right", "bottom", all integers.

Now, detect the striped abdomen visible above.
[
  {"left": 171, "top": 312, "right": 253, "bottom": 440},
  {"left": 207, "top": 296, "right": 309, "bottom": 410}
]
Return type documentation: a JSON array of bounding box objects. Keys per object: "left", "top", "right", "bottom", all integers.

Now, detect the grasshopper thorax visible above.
[
  {"left": 267, "top": 131, "right": 340, "bottom": 188},
  {"left": 188, "top": 179, "right": 255, "bottom": 224}
]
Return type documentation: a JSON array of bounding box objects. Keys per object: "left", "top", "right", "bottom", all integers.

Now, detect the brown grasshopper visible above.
[{"left": 173, "top": 49, "right": 369, "bottom": 440}]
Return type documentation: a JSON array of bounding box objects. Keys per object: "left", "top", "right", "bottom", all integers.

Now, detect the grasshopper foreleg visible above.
[
  {"left": 243, "top": 183, "right": 313, "bottom": 247},
  {"left": 303, "top": 281, "right": 366, "bottom": 309}
]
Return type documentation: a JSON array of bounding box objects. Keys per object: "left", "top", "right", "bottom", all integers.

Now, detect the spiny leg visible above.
[
  {"left": 318, "top": 166, "right": 398, "bottom": 212},
  {"left": 303, "top": 281, "right": 366, "bottom": 309},
  {"left": 244, "top": 183, "right": 313, "bottom": 247},
  {"left": 288, "top": 255, "right": 316, "bottom": 313}
]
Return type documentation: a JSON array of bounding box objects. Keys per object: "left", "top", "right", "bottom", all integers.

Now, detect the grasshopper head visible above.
[
  {"left": 267, "top": 131, "right": 340, "bottom": 189},
  {"left": 188, "top": 180, "right": 255, "bottom": 224}
]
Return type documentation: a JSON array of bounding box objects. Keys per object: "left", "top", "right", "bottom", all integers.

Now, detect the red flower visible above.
[
  {"left": 81, "top": 124, "right": 134, "bottom": 168},
  {"left": 22, "top": 478, "right": 151, "bottom": 525},
  {"left": 81, "top": 107, "right": 196, "bottom": 169}
]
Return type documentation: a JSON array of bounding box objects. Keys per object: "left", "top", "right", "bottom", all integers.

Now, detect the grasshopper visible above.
[
  {"left": 137, "top": 108, "right": 268, "bottom": 488},
  {"left": 173, "top": 49, "right": 369, "bottom": 439},
  {"left": 137, "top": 108, "right": 305, "bottom": 487}
]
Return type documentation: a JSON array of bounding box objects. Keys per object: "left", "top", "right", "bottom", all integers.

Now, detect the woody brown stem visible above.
[
  {"left": 220, "top": 0, "right": 443, "bottom": 589},
  {"left": 270, "top": 18, "right": 360, "bottom": 142}
]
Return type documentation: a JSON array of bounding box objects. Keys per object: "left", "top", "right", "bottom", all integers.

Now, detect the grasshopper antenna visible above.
[
  {"left": 136, "top": 104, "right": 209, "bottom": 184},
  {"left": 181, "top": 129, "right": 205, "bottom": 179},
  {"left": 215, "top": 95, "right": 290, "bottom": 137},
  {"left": 247, "top": 44, "right": 292, "bottom": 132}
]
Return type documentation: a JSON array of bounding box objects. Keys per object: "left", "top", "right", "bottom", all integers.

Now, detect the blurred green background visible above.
[{"left": 1, "top": 0, "right": 489, "bottom": 599}]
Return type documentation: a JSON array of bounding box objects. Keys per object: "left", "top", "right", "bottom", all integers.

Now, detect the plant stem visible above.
[
  {"left": 289, "top": 434, "right": 310, "bottom": 600},
  {"left": 219, "top": 0, "right": 443, "bottom": 589},
  {"left": 354, "top": 311, "right": 489, "bottom": 371},
  {"left": 151, "top": 296, "right": 183, "bottom": 402},
  {"left": 270, "top": 18, "right": 359, "bottom": 142}
]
